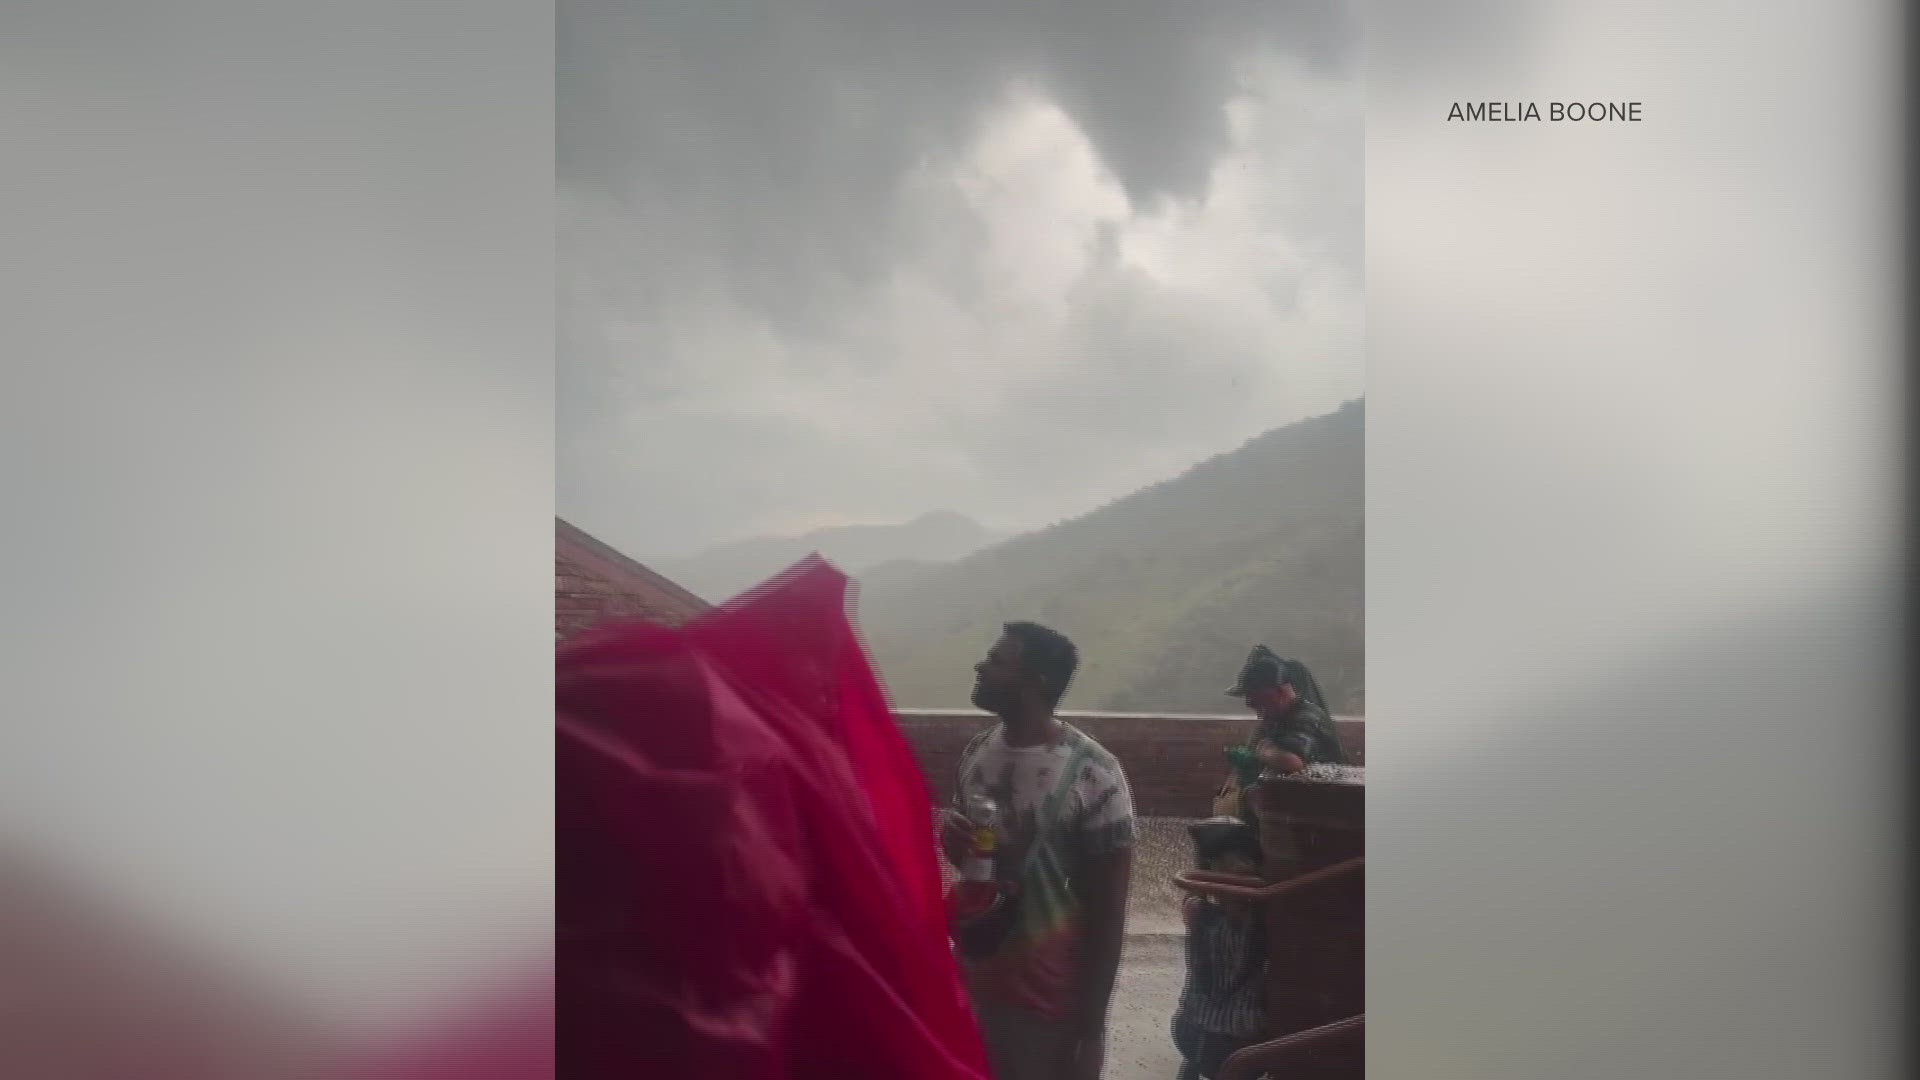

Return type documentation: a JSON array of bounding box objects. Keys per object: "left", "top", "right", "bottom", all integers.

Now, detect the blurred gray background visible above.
[{"left": 1367, "top": 1, "right": 1904, "bottom": 1076}]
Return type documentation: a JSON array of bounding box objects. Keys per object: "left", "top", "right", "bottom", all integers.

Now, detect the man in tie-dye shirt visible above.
[{"left": 942, "top": 622, "right": 1136, "bottom": 1080}]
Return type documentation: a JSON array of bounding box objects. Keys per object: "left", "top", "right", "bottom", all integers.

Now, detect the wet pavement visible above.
[
  {"left": 1109, "top": 930, "right": 1185, "bottom": 1080},
  {"left": 1108, "top": 818, "right": 1193, "bottom": 1080}
]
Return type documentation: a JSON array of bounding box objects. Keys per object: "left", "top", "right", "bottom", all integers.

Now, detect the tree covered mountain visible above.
[{"left": 855, "top": 401, "right": 1363, "bottom": 715}]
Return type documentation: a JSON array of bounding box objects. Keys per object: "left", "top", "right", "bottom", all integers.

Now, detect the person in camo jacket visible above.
[{"left": 1215, "top": 646, "right": 1346, "bottom": 823}]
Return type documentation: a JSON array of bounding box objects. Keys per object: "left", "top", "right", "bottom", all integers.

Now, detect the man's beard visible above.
[{"left": 970, "top": 679, "right": 1005, "bottom": 715}]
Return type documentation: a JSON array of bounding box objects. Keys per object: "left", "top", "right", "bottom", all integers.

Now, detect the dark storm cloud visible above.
[{"left": 560, "top": 1, "right": 1360, "bottom": 555}]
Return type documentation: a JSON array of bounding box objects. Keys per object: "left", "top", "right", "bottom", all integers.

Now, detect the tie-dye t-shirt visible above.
[{"left": 953, "top": 722, "right": 1137, "bottom": 1019}]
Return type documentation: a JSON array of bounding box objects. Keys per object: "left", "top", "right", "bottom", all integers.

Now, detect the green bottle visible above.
[{"left": 1224, "top": 745, "right": 1261, "bottom": 787}]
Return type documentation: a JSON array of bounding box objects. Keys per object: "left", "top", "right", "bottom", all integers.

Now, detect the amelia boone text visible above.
[{"left": 1449, "top": 102, "right": 1643, "bottom": 122}]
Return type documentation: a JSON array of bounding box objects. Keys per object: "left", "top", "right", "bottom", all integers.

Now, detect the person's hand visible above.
[
  {"left": 938, "top": 807, "right": 973, "bottom": 866},
  {"left": 1254, "top": 741, "right": 1305, "bottom": 774}
]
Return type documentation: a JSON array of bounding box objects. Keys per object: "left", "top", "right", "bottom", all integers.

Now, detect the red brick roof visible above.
[{"left": 556, "top": 518, "right": 710, "bottom": 639}]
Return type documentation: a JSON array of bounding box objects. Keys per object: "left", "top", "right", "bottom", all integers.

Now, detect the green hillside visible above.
[{"left": 854, "top": 401, "right": 1363, "bottom": 714}]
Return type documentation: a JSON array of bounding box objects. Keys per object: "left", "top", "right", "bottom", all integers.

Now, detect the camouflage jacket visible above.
[{"left": 1251, "top": 698, "right": 1347, "bottom": 766}]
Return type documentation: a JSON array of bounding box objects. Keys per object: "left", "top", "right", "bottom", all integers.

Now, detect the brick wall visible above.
[{"left": 897, "top": 710, "right": 1365, "bottom": 818}]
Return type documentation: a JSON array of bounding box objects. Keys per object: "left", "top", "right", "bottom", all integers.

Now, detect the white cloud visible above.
[{"left": 561, "top": 35, "right": 1362, "bottom": 556}]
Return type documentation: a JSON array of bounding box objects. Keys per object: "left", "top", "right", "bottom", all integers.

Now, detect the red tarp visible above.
[{"left": 557, "top": 557, "right": 990, "bottom": 1079}]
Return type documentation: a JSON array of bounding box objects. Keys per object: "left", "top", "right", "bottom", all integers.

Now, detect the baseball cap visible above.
[{"left": 1225, "top": 645, "right": 1286, "bottom": 697}]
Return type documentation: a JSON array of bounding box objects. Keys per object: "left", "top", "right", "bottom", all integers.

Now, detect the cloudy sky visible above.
[{"left": 559, "top": 2, "right": 1362, "bottom": 558}]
